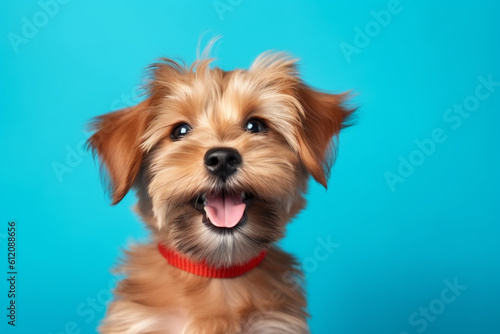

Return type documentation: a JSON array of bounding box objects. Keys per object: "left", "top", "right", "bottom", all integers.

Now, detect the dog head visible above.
[{"left": 88, "top": 53, "right": 353, "bottom": 267}]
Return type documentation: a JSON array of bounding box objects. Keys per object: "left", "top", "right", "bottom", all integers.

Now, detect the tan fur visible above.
[
  {"left": 100, "top": 244, "right": 307, "bottom": 334},
  {"left": 87, "top": 52, "right": 353, "bottom": 333}
]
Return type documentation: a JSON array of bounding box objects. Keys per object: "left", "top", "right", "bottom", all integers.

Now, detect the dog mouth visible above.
[{"left": 192, "top": 191, "right": 255, "bottom": 230}]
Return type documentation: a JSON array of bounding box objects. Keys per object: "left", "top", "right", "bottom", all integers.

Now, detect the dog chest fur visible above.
[{"left": 99, "top": 243, "right": 309, "bottom": 334}]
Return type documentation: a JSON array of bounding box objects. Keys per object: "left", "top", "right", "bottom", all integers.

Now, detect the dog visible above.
[{"left": 87, "top": 52, "right": 353, "bottom": 334}]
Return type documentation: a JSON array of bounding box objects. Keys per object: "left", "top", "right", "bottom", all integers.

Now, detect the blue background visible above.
[{"left": 1, "top": 1, "right": 499, "bottom": 333}]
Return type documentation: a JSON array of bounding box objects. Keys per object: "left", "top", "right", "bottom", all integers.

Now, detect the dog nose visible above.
[{"left": 204, "top": 148, "right": 242, "bottom": 180}]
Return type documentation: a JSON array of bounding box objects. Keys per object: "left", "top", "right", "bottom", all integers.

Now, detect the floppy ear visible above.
[
  {"left": 296, "top": 84, "right": 354, "bottom": 188},
  {"left": 87, "top": 100, "right": 151, "bottom": 204}
]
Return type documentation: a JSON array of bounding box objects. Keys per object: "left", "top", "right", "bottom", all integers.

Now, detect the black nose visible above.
[{"left": 204, "top": 148, "right": 242, "bottom": 181}]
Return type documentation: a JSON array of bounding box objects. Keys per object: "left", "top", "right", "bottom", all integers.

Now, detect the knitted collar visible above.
[{"left": 157, "top": 243, "right": 266, "bottom": 278}]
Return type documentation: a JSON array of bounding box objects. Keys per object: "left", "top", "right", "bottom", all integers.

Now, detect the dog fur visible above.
[{"left": 87, "top": 52, "right": 352, "bottom": 334}]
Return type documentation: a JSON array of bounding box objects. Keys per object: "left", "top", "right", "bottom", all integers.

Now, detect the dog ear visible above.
[
  {"left": 296, "top": 84, "right": 354, "bottom": 188},
  {"left": 87, "top": 100, "right": 151, "bottom": 204}
]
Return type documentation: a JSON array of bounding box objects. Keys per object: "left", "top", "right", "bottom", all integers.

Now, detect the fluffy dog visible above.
[{"left": 88, "top": 52, "right": 353, "bottom": 334}]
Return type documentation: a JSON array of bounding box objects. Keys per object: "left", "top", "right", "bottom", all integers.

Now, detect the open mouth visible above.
[{"left": 192, "top": 191, "right": 254, "bottom": 230}]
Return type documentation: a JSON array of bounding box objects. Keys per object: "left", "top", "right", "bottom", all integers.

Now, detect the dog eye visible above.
[
  {"left": 245, "top": 118, "right": 267, "bottom": 134},
  {"left": 171, "top": 123, "right": 192, "bottom": 140}
]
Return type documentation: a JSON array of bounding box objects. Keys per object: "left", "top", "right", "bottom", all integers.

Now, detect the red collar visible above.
[{"left": 157, "top": 243, "right": 266, "bottom": 278}]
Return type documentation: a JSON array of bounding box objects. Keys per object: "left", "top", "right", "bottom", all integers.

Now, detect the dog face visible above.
[{"left": 88, "top": 53, "right": 352, "bottom": 267}]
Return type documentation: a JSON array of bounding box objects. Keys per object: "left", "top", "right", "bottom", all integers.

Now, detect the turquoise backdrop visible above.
[{"left": 1, "top": 1, "right": 499, "bottom": 333}]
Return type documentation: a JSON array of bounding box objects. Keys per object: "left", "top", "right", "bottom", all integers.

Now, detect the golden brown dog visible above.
[{"left": 87, "top": 52, "right": 353, "bottom": 334}]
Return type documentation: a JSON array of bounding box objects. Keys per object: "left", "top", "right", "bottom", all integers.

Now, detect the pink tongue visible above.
[{"left": 204, "top": 193, "right": 246, "bottom": 228}]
